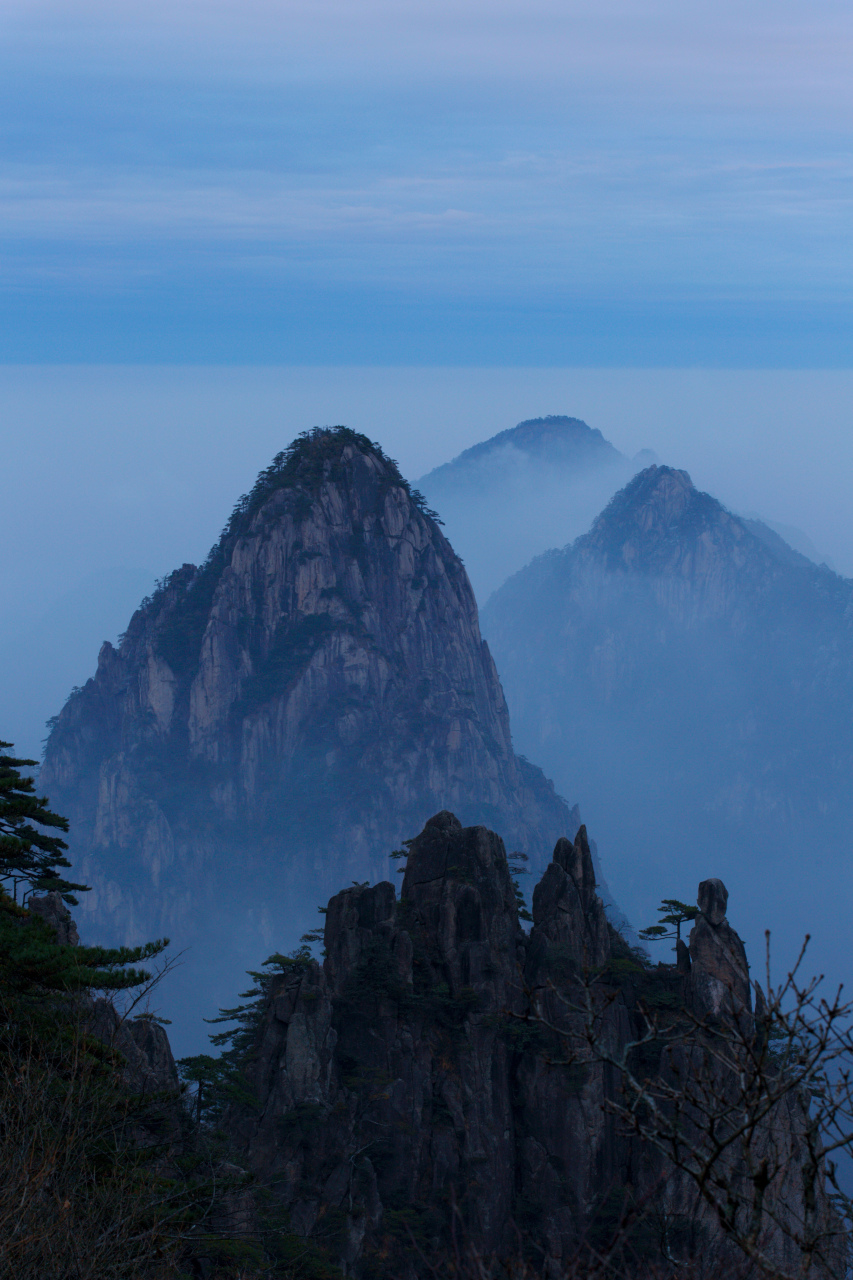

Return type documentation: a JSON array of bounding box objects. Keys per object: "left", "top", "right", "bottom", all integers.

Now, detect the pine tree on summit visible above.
[{"left": 0, "top": 740, "right": 88, "bottom": 904}]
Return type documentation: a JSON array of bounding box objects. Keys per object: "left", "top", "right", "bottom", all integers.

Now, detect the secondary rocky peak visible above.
[
  {"left": 531, "top": 825, "right": 609, "bottom": 968},
  {"left": 578, "top": 464, "right": 734, "bottom": 571},
  {"left": 552, "top": 822, "right": 596, "bottom": 900},
  {"left": 627, "top": 463, "right": 694, "bottom": 523},
  {"left": 415, "top": 414, "right": 645, "bottom": 599},
  {"left": 323, "top": 879, "right": 404, "bottom": 998},
  {"left": 689, "top": 876, "right": 751, "bottom": 1020},
  {"left": 698, "top": 875, "right": 728, "bottom": 925},
  {"left": 401, "top": 816, "right": 522, "bottom": 1003},
  {"left": 421, "top": 416, "right": 623, "bottom": 486},
  {"left": 402, "top": 809, "right": 515, "bottom": 905},
  {"left": 575, "top": 464, "right": 829, "bottom": 592},
  {"left": 225, "top": 816, "right": 830, "bottom": 1278},
  {"left": 481, "top": 460, "right": 853, "bottom": 1000},
  {"left": 322, "top": 810, "right": 527, "bottom": 1012}
]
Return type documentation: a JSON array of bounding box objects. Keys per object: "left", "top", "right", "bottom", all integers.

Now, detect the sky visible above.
[{"left": 2, "top": 0, "right": 853, "bottom": 363}]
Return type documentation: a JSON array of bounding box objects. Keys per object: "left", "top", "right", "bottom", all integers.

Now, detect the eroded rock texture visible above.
[
  {"left": 28, "top": 889, "right": 80, "bottom": 946},
  {"left": 225, "top": 816, "right": 837, "bottom": 1278},
  {"left": 40, "top": 430, "right": 572, "bottom": 1000}
]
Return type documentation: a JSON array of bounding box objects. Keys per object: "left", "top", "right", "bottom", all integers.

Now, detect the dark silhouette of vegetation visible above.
[
  {"left": 175, "top": 947, "right": 317, "bottom": 1124},
  {"left": 509, "top": 848, "right": 533, "bottom": 922},
  {"left": 0, "top": 739, "right": 87, "bottom": 904},
  {"left": 639, "top": 896, "right": 699, "bottom": 946},
  {"left": 0, "top": 742, "right": 326, "bottom": 1279}
]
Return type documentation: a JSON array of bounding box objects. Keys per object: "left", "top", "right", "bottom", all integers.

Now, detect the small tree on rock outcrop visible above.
[{"left": 639, "top": 897, "right": 699, "bottom": 948}]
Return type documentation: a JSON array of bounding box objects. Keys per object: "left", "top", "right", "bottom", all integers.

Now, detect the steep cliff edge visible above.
[
  {"left": 224, "top": 812, "right": 837, "bottom": 1278},
  {"left": 41, "top": 429, "right": 572, "bottom": 1024}
]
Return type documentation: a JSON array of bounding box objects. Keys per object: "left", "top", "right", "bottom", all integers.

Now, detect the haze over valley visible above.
[{"left": 4, "top": 399, "right": 847, "bottom": 1058}]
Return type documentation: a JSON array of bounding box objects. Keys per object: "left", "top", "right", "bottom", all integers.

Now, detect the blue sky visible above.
[{"left": 3, "top": 0, "right": 853, "bottom": 363}]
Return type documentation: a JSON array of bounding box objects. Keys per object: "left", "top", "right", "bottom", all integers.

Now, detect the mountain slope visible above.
[
  {"left": 417, "top": 415, "right": 652, "bottom": 600},
  {"left": 41, "top": 428, "right": 574, "bottom": 1039},
  {"left": 481, "top": 465, "right": 853, "bottom": 972}
]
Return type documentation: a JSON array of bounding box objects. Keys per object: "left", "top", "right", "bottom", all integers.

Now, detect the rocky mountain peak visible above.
[
  {"left": 614, "top": 463, "right": 695, "bottom": 525},
  {"left": 572, "top": 463, "right": 829, "bottom": 598},
  {"left": 689, "top": 876, "right": 752, "bottom": 1021},
  {"left": 580, "top": 464, "right": 727, "bottom": 567},
  {"left": 40, "top": 428, "right": 573, "bottom": 1033},
  {"left": 414, "top": 415, "right": 647, "bottom": 599},
  {"left": 481, "top": 461, "right": 853, "bottom": 999}
]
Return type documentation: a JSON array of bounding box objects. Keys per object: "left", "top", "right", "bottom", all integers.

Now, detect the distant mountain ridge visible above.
[
  {"left": 417, "top": 415, "right": 654, "bottom": 600},
  {"left": 420, "top": 414, "right": 623, "bottom": 486},
  {"left": 481, "top": 464, "right": 853, "bottom": 968},
  {"left": 41, "top": 428, "right": 576, "bottom": 1038}
]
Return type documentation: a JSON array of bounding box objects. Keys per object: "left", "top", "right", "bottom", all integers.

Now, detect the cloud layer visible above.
[{"left": 2, "top": 0, "right": 852, "bottom": 361}]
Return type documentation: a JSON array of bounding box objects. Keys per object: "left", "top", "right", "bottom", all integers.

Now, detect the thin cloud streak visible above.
[
  {"left": 6, "top": 0, "right": 853, "bottom": 114},
  {"left": 2, "top": 143, "right": 850, "bottom": 299},
  {"left": 2, "top": 0, "right": 852, "bottom": 359}
]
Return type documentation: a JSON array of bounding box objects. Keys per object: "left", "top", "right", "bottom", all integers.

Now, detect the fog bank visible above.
[{"left": 2, "top": 364, "right": 852, "bottom": 761}]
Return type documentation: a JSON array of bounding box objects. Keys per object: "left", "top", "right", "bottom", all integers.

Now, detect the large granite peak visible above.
[{"left": 41, "top": 427, "right": 572, "bottom": 1032}]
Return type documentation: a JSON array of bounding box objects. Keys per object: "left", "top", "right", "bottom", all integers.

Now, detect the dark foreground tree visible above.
[
  {"left": 0, "top": 886, "right": 187, "bottom": 1279},
  {"left": 0, "top": 885, "right": 168, "bottom": 1005},
  {"left": 639, "top": 896, "right": 699, "bottom": 947},
  {"left": 0, "top": 739, "right": 88, "bottom": 903},
  {"left": 0, "top": 733, "right": 327, "bottom": 1279},
  {"left": 0, "top": 740, "right": 188, "bottom": 1280}
]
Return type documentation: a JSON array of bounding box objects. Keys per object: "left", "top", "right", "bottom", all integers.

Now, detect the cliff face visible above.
[
  {"left": 481, "top": 465, "right": 853, "bottom": 970},
  {"left": 225, "top": 812, "right": 834, "bottom": 1278},
  {"left": 41, "top": 429, "right": 572, "bottom": 1022}
]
